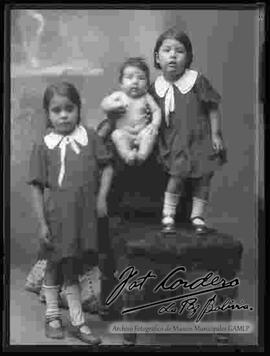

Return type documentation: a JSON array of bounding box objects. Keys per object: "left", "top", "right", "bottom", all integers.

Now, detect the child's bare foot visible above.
[
  {"left": 136, "top": 152, "right": 147, "bottom": 165},
  {"left": 136, "top": 157, "right": 145, "bottom": 166},
  {"left": 124, "top": 150, "right": 136, "bottom": 165},
  {"left": 125, "top": 157, "right": 136, "bottom": 166}
]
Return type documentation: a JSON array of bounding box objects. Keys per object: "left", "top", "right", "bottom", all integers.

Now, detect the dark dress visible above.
[
  {"left": 28, "top": 126, "right": 112, "bottom": 263},
  {"left": 149, "top": 74, "right": 227, "bottom": 179}
]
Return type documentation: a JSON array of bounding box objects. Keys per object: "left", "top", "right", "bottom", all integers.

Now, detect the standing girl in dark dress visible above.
[
  {"left": 149, "top": 28, "right": 227, "bottom": 234},
  {"left": 28, "top": 82, "right": 113, "bottom": 344}
]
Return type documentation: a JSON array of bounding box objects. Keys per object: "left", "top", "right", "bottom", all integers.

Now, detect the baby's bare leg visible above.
[
  {"left": 136, "top": 128, "right": 156, "bottom": 162},
  {"left": 111, "top": 129, "right": 136, "bottom": 165}
]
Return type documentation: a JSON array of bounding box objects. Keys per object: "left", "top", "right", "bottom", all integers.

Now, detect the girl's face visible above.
[
  {"left": 120, "top": 66, "right": 148, "bottom": 98},
  {"left": 48, "top": 94, "right": 79, "bottom": 135},
  {"left": 156, "top": 38, "right": 187, "bottom": 80}
]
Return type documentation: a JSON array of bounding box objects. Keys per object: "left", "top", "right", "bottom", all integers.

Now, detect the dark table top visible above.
[{"left": 111, "top": 221, "right": 243, "bottom": 273}]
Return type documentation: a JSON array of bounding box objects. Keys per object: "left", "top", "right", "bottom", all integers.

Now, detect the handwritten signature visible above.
[{"left": 105, "top": 266, "right": 253, "bottom": 321}]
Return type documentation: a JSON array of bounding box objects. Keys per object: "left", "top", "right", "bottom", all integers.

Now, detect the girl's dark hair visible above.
[
  {"left": 43, "top": 81, "right": 81, "bottom": 128},
  {"left": 119, "top": 57, "right": 150, "bottom": 87},
  {"left": 154, "top": 28, "right": 193, "bottom": 69}
]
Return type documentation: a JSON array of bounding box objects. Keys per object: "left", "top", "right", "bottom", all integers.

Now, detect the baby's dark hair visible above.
[
  {"left": 119, "top": 57, "right": 150, "bottom": 87},
  {"left": 154, "top": 28, "right": 193, "bottom": 69},
  {"left": 43, "top": 81, "right": 81, "bottom": 128}
]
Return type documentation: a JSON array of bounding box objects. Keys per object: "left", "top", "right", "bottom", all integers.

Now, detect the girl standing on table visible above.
[
  {"left": 28, "top": 81, "right": 113, "bottom": 344},
  {"left": 149, "top": 28, "right": 227, "bottom": 234}
]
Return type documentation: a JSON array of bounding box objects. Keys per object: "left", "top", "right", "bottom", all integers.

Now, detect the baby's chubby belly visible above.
[
  {"left": 113, "top": 93, "right": 149, "bottom": 131},
  {"left": 115, "top": 114, "right": 147, "bottom": 130}
]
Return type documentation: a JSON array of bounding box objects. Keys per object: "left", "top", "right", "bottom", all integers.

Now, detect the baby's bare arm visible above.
[{"left": 101, "top": 91, "right": 128, "bottom": 114}]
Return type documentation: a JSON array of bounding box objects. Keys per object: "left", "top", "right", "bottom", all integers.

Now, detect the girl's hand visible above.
[
  {"left": 39, "top": 223, "right": 53, "bottom": 248},
  {"left": 212, "top": 134, "right": 224, "bottom": 152},
  {"left": 97, "top": 195, "right": 108, "bottom": 218}
]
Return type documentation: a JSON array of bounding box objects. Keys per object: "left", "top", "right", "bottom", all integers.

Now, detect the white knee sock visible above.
[
  {"left": 191, "top": 197, "right": 208, "bottom": 224},
  {"left": 43, "top": 284, "right": 61, "bottom": 322},
  {"left": 162, "top": 192, "right": 180, "bottom": 219},
  {"left": 64, "top": 284, "right": 85, "bottom": 327}
]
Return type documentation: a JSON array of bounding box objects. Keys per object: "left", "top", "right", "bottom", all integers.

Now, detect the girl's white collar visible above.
[
  {"left": 44, "top": 125, "right": 88, "bottom": 187},
  {"left": 154, "top": 69, "right": 198, "bottom": 97},
  {"left": 44, "top": 125, "right": 88, "bottom": 149}
]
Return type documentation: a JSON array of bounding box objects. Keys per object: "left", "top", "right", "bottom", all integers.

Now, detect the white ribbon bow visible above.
[
  {"left": 154, "top": 69, "right": 198, "bottom": 126},
  {"left": 44, "top": 125, "right": 88, "bottom": 186}
]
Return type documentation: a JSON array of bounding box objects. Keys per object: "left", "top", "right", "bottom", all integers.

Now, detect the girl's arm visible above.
[
  {"left": 209, "top": 108, "right": 224, "bottom": 151},
  {"left": 146, "top": 93, "right": 162, "bottom": 133},
  {"left": 30, "top": 184, "right": 52, "bottom": 245},
  {"left": 96, "top": 165, "right": 114, "bottom": 217},
  {"left": 31, "top": 184, "right": 46, "bottom": 226}
]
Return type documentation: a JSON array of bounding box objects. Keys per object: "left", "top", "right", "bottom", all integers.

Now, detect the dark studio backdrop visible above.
[{"left": 9, "top": 7, "right": 263, "bottom": 344}]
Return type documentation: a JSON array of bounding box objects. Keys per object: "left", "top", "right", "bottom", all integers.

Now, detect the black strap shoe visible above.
[
  {"left": 191, "top": 217, "right": 209, "bottom": 235},
  {"left": 45, "top": 317, "right": 65, "bottom": 339},
  {"left": 162, "top": 224, "right": 176, "bottom": 234},
  {"left": 70, "top": 324, "right": 102, "bottom": 345}
]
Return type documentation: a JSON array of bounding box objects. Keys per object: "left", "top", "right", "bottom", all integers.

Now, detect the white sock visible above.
[
  {"left": 162, "top": 192, "right": 180, "bottom": 218},
  {"left": 43, "top": 284, "right": 61, "bottom": 323},
  {"left": 64, "top": 284, "right": 85, "bottom": 327},
  {"left": 191, "top": 197, "right": 208, "bottom": 224}
]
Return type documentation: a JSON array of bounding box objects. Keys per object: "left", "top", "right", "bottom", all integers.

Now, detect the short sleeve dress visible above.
[
  {"left": 28, "top": 125, "right": 112, "bottom": 263},
  {"left": 149, "top": 72, "right": 227, "bottom": 179}
]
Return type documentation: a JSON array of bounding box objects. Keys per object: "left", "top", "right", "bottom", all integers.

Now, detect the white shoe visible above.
[
  {"left": 162, "top": 215, "right": 174, "bottom": 225},
  {"left": 161, "top": 215, "right": 176, "bottom": 233},
  {"left": 191, "top": 217, "right": 208, "bottom": 234}
]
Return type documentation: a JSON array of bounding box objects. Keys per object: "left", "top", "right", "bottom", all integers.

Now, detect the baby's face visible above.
[{"left": 120, "top": 66, "right": 148, "bottom": 98}]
